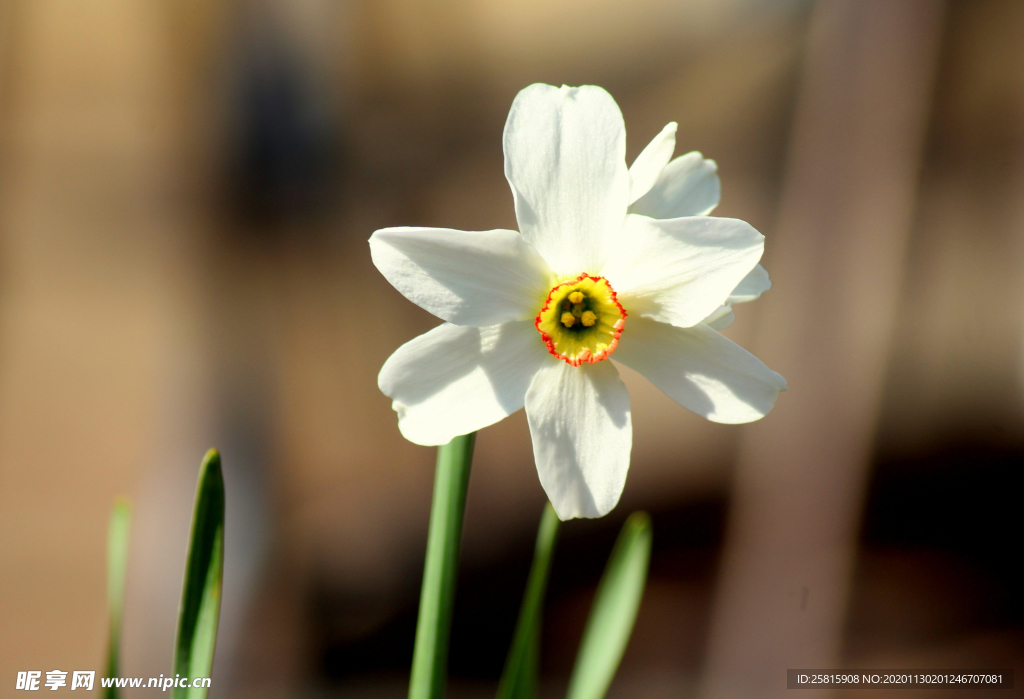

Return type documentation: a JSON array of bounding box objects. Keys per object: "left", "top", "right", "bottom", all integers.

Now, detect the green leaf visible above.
[
  {"left": 496, "top": 502, "right": 560, "bottom": 699},
  {"left": 104, "top": 499, "right": 132, "bottom": 699},
  {"left": 409, "top": 433, "right": 476, "bottom": 699},
  {"left": 565, "top": 512, "right": 652, "bottom": 699},
  {"left": 172, "top": 449, "right": 225, "bottom": 699}
]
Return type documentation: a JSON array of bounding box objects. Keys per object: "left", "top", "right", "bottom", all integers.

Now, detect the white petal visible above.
[
  {"left": 628, "top": 122, "right": 677, "bottom": 205},
  {"left": 503, "top": 84, "right": 629, "bottom": 276},
  {"left": 727, "top": 263, "right": 771, "bottom": 304},
  {"left": 614, "top": 317, "right": 786, "bottom": 424},
  {"left": 702, "top": 304, "right": 735, "bottom": 330},
  {"left": 525, "top": 360, "right": 632, "bottom": 520},
  {"left": 379, "top": 321, "right": 548, "bottom": 445},
  {"left": 604, "top": 214, "right": 764, "bottom": 328},
  {"left": 628, "top": 151, "right": 720, "bottom": 219},
  {"left": 370, "top": 227, "right": 552, "bottom": 326},
  {"left": 698, "top": 264, "right": 770, "bottom": 329}
]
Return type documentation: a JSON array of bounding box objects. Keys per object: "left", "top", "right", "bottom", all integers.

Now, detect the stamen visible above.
[
  {"left": 560, "top": 312, "right": 577, "bottom": 327},
  {"left": 568, "top": 291, "right": 585, "bottom": 304},
  {"left": 580, "top": 310, "right": 597, "bottom": 327}
]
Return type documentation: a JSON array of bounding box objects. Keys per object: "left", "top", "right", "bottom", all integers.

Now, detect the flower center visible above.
[{"left": 535, "top": 274, "right": 626, "bottom": 366}]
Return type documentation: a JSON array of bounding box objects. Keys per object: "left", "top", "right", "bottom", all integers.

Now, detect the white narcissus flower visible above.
[{"left": 370, "top": 84, "right": 786, "bottom": 520}]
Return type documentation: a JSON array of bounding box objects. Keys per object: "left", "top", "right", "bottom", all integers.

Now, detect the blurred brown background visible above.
[{"left": 0, "top": 0, "right": 1021, "bottom": 697}]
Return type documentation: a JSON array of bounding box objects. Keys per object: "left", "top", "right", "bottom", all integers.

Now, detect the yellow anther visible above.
[
  {"left": 580, "top": 310, "right": 597, "bottom": 327},
  {"left": 568, "top": 291, "right": 585, "bottom": 304},
  {"left": 560, "top": 312, "right": 577, "bottom": 327}
]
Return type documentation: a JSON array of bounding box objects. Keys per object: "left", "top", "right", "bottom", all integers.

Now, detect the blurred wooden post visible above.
[{"left": 700, "top": 2, "right": 944, "bottom": 697}]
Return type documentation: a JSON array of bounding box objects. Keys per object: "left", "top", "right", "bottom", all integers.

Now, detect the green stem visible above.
[
  {"left": 565, "top": 512, "right": 652, "bottom": 699},
  {"left": 172, "top": 449, "right": 225, "bottom": 699},
  {"left": 409, "top": 433, "right": 476, "bottom": 699},
  {"left": 496, "top": 502, "right": 560, "bottom": 699},
  {"left": 104, "top": 499, "right": 132, "bottom": 699}
]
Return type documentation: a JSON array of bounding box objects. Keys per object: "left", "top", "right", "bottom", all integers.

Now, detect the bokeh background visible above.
[{"left": 0, "top": 0, "right": 1021, "bottom": 697}]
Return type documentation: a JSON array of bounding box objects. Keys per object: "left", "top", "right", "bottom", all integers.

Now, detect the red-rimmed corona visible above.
[{"left": 535, "top": 274, "right": 626, "bottom": 366}]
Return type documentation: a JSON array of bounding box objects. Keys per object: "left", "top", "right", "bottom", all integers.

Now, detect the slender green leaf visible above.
[
  {"left": 565, "top": 512, "right": 652, "bottom": 699},
  {"left": 496, "top": 502, "right": 560, "bottom": 699},
  {"left": 409, "top": 433, "right": 476, "bottom": 699},
  {"left": 172, "top": 449, "right": 225, "bottom": 699},
  {"left": 104, "top": 499, "right": 132, "bottom": 699}
]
